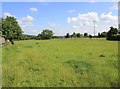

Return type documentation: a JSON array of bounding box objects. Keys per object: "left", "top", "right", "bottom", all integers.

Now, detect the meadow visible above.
[{"left": 2, "top": 38, "right": 118, "bottom": 87}]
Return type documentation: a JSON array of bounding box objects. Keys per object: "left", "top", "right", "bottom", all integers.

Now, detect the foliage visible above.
[
  {"left": 98, "top": 32, "right": 107, "bottom": 37},
  {"left": 71, "top": 32, "right": 76, "bottom": 38},
  {"left": 1, "top": 16, "right": 23, "bottom": 44},
  {"left": 107, "top": 27, "right": 120, "bottom": 41},
  {"left": 21, "top": 34, "right": 37, "bottom": 40},
  {"left": 38, "top": 29, "right": 53, "bottom": 40},
  {"left": 107, "top": 27, "right": 118, "bottom": 37},
  {"left": 76, "top": 33, "right": 81, "bottom": 38},
  {"left": 84, "top": 33, "right": 88, "bottom": 37},
  {"left": 89, "top": 35, "right": 92, "bottom": 39},
  {"left": 52, "top": 36, "right": 59, "bottom": 39},
  {"left": 65, "top": 33, "right": 70, "bottom": 38}
]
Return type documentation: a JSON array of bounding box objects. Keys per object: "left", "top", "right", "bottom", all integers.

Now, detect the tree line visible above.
[{"left": 0, "top": 16, "right": 120, "bottom": 45}]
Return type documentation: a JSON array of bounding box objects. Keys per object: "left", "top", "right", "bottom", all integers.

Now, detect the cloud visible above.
[
  {"left": 48, "top": 22, "right": 57, "bottom": 28},
  {"left": 30, "top": 7, "right": 38, "bottom": 12},
  {"left": 67, "top": 12, "right": 99, "bottom": 26},
  {"left": 72, "top": 25, "right": 80, "bottom": 30},
  {"left": 68, "top": 9, "right": 76, "bottom": 13},
  {"left": 100, "top": 12, "right": 117, "bottom": 23},
  {"left": 90, "top": 0, "right": 96, "bottom": 3},
  {"left": 3, "top": 12, "right": 15, "bottom": 17},
  {"left": 18, "top": 15, "right": 34, "bottom": 28},
  {"left": 22, "top": 15, "right": 34, "bottom": 22},
  {"left": 67, "top": 12, "right": 118, "bottom": 35},
  {"left": 110, "top": 3, "right": 118, "bottom": 10},
  {"left": 67, "top": 17, "right": 78, "bottom": 23}
]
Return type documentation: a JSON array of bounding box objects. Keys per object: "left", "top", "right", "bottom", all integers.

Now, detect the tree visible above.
[
  {"left": 101, "top": 32, "right": 107, "bottom": 37},
  {"left": 98, "top": 33, "right": 101, "bottom": 37},
  {"left": 65, "top": 33, "right": 70, "bottom": 38},
  {"left": 37, "top": 34, "right": 42, "bottom": 40},
  {"left": 40, "top": 29, "right": 53, "bottom": 40},
  {"left": 0, "top": 18, "right": 2, "bottom": 37},
  {"left": 71, "top": 32, "right": 76, "bottom": 38},
  {"left": 107, "top": 26, "right": 118, "bottom": 37},
  {"left": 76, "top": 33, "right": 81, "bottom": 38},
  {"left": 89, "top": 35, "right": 92, "bottom": 39},
  {"left": 1, "top": 16, "right": 23, "bottom": 44},
  {"left": 84, "top": 33, "right": 88, "bottom": 37},
  {"left": 107, "top": 27, "right": 119, "bottom": 41}
]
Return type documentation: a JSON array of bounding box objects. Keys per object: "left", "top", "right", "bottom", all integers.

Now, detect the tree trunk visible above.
[{"left": 9, "top": 39, "right": 14, "bottom": 45}]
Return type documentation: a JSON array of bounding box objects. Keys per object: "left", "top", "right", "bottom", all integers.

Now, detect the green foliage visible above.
[
  {"left": 52, "top": 36, "right": 59, "bottom": 39},
  {"left": 107, "top": 27, "right": 118, "bottom": 37},
  {"left": 89, "top": 35, "right": 92, "bottom": 39},
  {"left": 101, "top": 32, "right": 107, "bottom": 37},
  {"left": 0, "top": 19, "right": 2, "bottom": 37},
  {"left": 71, "top": 32, "right": 76, "bottom": 38},
  {"left": 107, "top": 27, "right": 120, "bottom": 41},
  {"left": 76, "top": 33, "right": 81, "bottom": 38},
  {"left": 37, "top": 34, "right": 42, "bottom": 40},
  {"left": 84, "top": 33, "right": 88, "bottom": 37},
  {"left": 38, "top": 29, "right": 53, "bottom": 40},
  {"left": 1, "top": 16, "right": 23, "bottom": 44},
  {"left": 98, "top": 32, "right": 107, "bottom": 37},
  {"left": 21, "top": 34, "right": 37, "bottom": 40},
  {"left": 65, "top": 33, "right": 70, "bottom": 38}
]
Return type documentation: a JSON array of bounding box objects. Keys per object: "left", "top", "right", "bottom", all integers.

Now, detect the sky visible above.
[{"left": 2, "top": 2, "right": 118, "bottom": 36}]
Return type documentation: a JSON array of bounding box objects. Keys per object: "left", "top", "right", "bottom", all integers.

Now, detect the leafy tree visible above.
[
  {"left": 1, "top": 16, "right": 23, "bottom": 44},
  {"left": 101, "top": 32, "right": 107, "bottom": 37},
  {"left": 40, "top": 29, "right": 53, "bottom": 40},
  {"left": 0, "top": 18, "right": 2, "bottom": 37},
  {"left": 37, "top": 34, "right": 42, "bottom": 40},
  {"left": 76, "top": 33, "right": 81, "bottom": 38},
  {"left": 89, "top": 35, "right": 92, "bottom": 39},
  {"left": 71, "top": 32, "right": 76, "bottom": 38},
  {"left": 84, "top": 33, "right": 88, "bottom": 37},
  {"left": 98, "top": 33, "right": 101, "bottom": 37},
  {"left": 65, "top": 33, "right": 70, "bottom": 38},
  {"left": 107, "top": 26, "right": 118, "bottom": 37}
]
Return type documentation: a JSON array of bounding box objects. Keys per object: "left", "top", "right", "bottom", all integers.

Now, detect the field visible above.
[{"left": 2, "top": 38, "right": 118, "bottom": 87}]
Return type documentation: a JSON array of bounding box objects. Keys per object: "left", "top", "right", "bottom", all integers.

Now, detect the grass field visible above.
[{"left": 2, "top": 38, "right": 118, "bottom": 87}]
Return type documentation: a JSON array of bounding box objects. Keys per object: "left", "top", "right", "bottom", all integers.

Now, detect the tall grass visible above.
[{"left": 2, "top": 38, "right": 118, "bottom": 87}]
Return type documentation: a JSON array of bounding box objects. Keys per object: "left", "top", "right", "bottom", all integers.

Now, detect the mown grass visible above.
[{"left": 2, "top": 38, "right": 118, "bottom": 87}]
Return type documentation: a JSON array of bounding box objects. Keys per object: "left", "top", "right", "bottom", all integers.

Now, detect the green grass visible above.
[{"left": 2, "top": 38, "right": 118, "bottom": 87}]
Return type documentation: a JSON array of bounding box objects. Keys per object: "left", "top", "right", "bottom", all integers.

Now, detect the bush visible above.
[{"left": 106, "top": 34, "right": 120, "bottom": 41}]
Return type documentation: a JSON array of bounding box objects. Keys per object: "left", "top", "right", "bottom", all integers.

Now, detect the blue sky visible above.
[{"left": 2, "top": 2, "right": 118, "bottom": 36}]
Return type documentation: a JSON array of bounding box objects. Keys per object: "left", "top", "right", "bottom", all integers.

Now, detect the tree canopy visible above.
[
  {"left": 1, "top": 16, "right": 23, "bottom": 44},
  {"left": 38, "top": 29, "right": 53, "bottom": 40}
]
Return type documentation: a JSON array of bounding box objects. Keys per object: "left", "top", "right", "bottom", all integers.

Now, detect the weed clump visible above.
[
  {"left": 36, "top": 42, "right": 39, "bottom": 44},
  {"left": 65, "top": 60, "right": 92, "bottom": 74},
  {"left": 99, "top": 54, "right": 105, "bottom": 57}
]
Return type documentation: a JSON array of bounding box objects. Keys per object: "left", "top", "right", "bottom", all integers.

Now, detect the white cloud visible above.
[
  {"left": 110, "top": 3, "right": 118, "bottom": 10},
  {"left": 67, "top": 12, "right": 118, "bottom": 35},
  {"left": 72, "top": 25, "right": 80, "bottom": 30},
  {"left": 48, "top": 22, "right": 57, "bottom": 28},
  {"left": 68, "top": 9, "right": 76, "bottom": 13},
  {"left": 3, "top": 12, "right": 14, "bottom": 17},
  {"left": 100, "top": 12, "right": 117, "bottom": 23},
  {"left": 30, "top": 7, "right": 38, "bottom": 12},
  {"left": 90, "top": 0, "right": 96, "bottom": 3},
  {"left": 67, "top": 17, "right": 78, "bottom": 23},
  {"left": 18, "top": 15, "right": 34, "bottom": 28},
  {"left": 67, "top": 12, "right": 99, "bottom": 26},
  {"left": 22, "top": 15, "right": 34, "bottom": 22}
]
